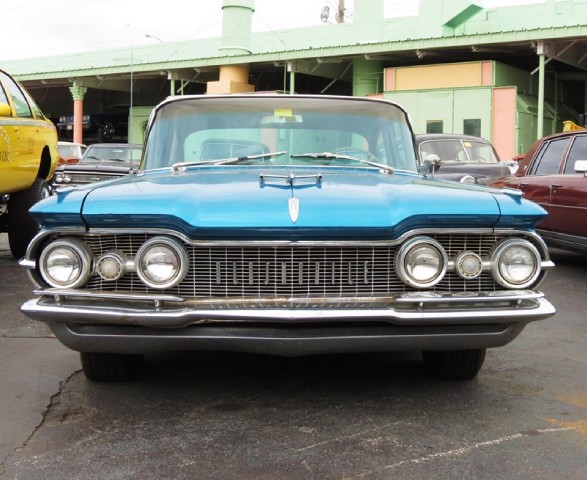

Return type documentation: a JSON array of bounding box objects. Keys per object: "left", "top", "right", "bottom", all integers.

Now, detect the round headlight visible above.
[
  {"left": 396, "top": 237, "right": 448, "bottom": 288},
  {"left": 136, "top": 237, "right": 188, "bottom": 289},
  {"left": 63, "top": 174, "right": 72, "bottom": 183},
  {"left": 455, "top": 251, "right": 483, "bottom": 279},
  {"left": 96, "top": 251, "right": 126, "bottom": 281},
  {"left": 492, "top": 239, "right": 541, "bottom": 289},
  {"left": 54, "top": 173, "right": 63, "bottom": 183},
  {"left": 39, "top": 238, "right": 92, "bottom": 288},
  {"left": 459, "top": 175, "right": 476, "bottom": 184}
]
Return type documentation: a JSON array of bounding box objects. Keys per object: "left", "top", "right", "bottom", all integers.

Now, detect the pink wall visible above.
[{"left": 493, "top": 87, "right": 517, "bottom": 160}]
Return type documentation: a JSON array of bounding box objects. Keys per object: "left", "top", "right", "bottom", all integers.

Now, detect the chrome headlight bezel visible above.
[
  {"left": 455, "top": 251, "right": 484, "bottom": 280},
  {"left": 396, "top": 236, "right": 448, "bottom": 288},
  {"left": 38, "top": 238, "right": 92, "bottom": 288},
  {"left": 135, "top": 236, "right": 188, "bottom": 289},
  {"left": 491, "top": 239, "right": 541, "bottom": 289},
  {"left": 95, "top": 250, "right": 126, "bottom": 282}
]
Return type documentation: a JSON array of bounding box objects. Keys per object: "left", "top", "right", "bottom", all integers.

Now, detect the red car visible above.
[{"left": 491, "top": 130, "right": 587, "bottom": 253}]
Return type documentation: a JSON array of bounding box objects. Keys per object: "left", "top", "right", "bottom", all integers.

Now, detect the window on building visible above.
[
  {"left": 426, "top": 120, "right": 443, "bottom": 134},
  {"left": 463, "top": 119, "right": 481, "bottom": 137}
]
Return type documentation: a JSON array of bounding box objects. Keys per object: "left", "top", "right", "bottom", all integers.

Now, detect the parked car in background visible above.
[
  {"left": 21, "top": 95, "right": 555, "bottom": 382},
  {"left": 0, "top": 68, "right": 59, "bottom": 258},
  {"left": 491, "top": 130, "right": 587, "bottom": 253},
  {"left": 51, "top": 143, "right": 142, "bottom": 189},
  {"left": 57, "top": 141, "right": 87, "bottom": 165},
  {"left": 57, "top": 109, "right": 128, "bottom": 141},
  {"left": 416, "top": 133, "right": 517, "bottom": 185}
]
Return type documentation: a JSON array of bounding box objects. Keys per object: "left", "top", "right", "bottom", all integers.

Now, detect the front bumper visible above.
[{"left": 21, "top": 290, "right": 556, "bottom": 355}]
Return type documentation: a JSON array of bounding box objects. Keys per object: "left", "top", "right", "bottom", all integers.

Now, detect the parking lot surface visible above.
[{"left": 0, "top": 232, "right": 586, "bottom": 479}]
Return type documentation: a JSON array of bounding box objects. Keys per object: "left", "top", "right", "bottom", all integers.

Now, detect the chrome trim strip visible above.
[
  {"left": 32, "top": 288, "right": 546, "bottom": 305},
  {"left": 25, "top": 227, "right": 551, "bottom": 251},
  {"left": 34, "top": 288, "right": 184, "bottom": 303}
]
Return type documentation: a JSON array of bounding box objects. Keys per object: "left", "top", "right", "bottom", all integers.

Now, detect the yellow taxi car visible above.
[{"left": 0, "top": 68, "right": 58, "bottom": 258}]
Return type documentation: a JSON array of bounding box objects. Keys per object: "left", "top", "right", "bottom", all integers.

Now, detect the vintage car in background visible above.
[
  {"left": 491, "top": 130, "right": 587, "bottom": 253},
  {"left": 415, "top": 133, "right": 517, "bottom": 185},
  {"left": 0, "top": 68, "right": 59, "bottom": 258},
  {"left": 21, "top": 95, "right": 555, "bottom": 382},
  {"left": 57, "top": 110, "right": 128, "bottom": 141},
  {"left": 57, "top": 141, "right": 87, "bottom": 165},
  {"left": 51, "top": 143, "right": 142, "bottom": 189}
]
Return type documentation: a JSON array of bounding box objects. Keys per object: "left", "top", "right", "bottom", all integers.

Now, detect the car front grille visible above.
[
  {"left": 82, "top": 233, "right": 509, "bottom": 298},
  {"left": 70, "top": 173, "right": 123, "bottom": 184}
]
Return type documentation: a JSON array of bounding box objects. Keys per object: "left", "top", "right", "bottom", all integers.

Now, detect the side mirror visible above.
[
  {"left": 0, "top": 102, "right": 12, "bottom": 117},
  {"left": 574, "top": 159, "right": 587, "bottom": 177},
  {"left": 422, "top": 154, "right": 441, "bottom": 175}
]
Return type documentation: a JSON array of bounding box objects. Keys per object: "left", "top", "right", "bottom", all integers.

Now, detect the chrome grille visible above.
[
  {"left": 83, "top": 233, "right": 508, "bottom": 298},
  {"left": 71, "top": 173, "right": 124, "bottom": 184}
]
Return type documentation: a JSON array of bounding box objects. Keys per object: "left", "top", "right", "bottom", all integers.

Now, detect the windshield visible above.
[
  {"left": 419, "top": 139, "right": 499, "bottom": 164},
  {"left": 143, "top": 96, "right": 418, "bottom": 172},
  {"left": 82, "top": 145, "right": 142, "bottom": 164}
]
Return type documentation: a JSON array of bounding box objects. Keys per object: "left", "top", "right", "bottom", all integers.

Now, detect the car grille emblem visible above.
[{"left": 289, "top": 197, "right": 299, "bottom": 223}]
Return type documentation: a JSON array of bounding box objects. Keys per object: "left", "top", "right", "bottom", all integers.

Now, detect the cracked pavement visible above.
[{"left": 1, "top": 232, "right": 586, "bottom": 479}]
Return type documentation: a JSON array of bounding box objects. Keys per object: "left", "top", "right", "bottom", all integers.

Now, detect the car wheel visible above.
[
  {"left": 80, "top": 352, "right": 144, "bottom": 381},
  {"left": 99, "top": 121, "right": 115, "bottom": 139},
  {"left": 7, "top": 177, "right": 46, "bottom": 258},
  {"left": 422, "top": 348, "right": 486, "bottom": 380}
]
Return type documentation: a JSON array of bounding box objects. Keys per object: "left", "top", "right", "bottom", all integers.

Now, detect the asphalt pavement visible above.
[{"left": 0, "top": 232, "right": 586, "bottom": 479}]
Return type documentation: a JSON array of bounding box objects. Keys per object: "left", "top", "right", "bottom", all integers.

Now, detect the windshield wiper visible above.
[
  {"left": 171, "top": 151, "right": 287, "bottom": 172},
  {"left": 291, "top": 152, "right": 393, "bottom": 172}
]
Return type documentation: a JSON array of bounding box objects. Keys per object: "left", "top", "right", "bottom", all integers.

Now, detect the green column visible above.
[
  {"left": 537, "top": 44, "right": 545, "bottom": 139},
  {"left": 352, "top": 57, "right": 382, "bottom": 97}
]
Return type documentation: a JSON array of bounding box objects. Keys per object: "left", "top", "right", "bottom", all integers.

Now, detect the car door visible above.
[
  {"left": 517, "top": 137, "right": 570, "bottom": 230},
  {"left": 547, "top": 134, "right": 587, "bottom": 238},
  {"left": 0, "top": 71, "right": 35, "bottom": 192}
]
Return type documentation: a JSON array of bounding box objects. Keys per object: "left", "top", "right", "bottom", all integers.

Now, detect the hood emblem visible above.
[{"left": 289, "top": 197, "right": 299, "bottom": 223}]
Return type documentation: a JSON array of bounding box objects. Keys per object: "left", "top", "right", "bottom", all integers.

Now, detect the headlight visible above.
[
  {"left": 491, "top": 239, "right": 541, "bottom": 289},
  {"left": 95, "top": 251, "right": 126, "bottom": 281},
  {"left": 455, "top": 251, "right": 483, "bottom": 279},
  {"left": 63, "top": 174, "right": 72, "bottom": 183},
  {"left": 39, "top": 238, "right": 92, "bottom": 288},
  {"left": 136, "top": 237, "right": 188, "bottom": 289},
  {"left": 396, "top": 236, "right": 447, "bottom": 288},
  {"left": 459, "top": 175, "right": 476, "bottom": 184},
  {"left": 54, "top": 173, "right": 64, "bottom": 183}
]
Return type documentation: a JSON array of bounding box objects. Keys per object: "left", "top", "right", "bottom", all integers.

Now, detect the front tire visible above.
[
  {"left": 422, "top": 348, "right": 486, "bottom": 380},
  {"left": 80, "top": 352, "right": 144, "bottom": 381},
  {"left": 7, "top": 177, "right": 47, "bottom": 258}
]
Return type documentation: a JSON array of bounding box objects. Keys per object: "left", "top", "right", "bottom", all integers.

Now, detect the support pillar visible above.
[
  {"left": 69, "top": 84, "right": 87, "bottom": 144},
  {"left": 207, "top": 0, "right": 255, "bottom": 94},
  {"left": 536, "top": 41, "right": 545, "bottom": 139},
  {"left": 353, "top": 57, "right": 382, "bottom": 97}
]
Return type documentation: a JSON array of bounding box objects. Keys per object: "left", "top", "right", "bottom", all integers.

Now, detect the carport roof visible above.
[{"left": 4, "top": 0, "right": 587, "bottom": 88}]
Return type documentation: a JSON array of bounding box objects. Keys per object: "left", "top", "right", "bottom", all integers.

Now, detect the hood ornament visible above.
[{"left": 288, "top": 197, "right": 299, "bottom": 223}]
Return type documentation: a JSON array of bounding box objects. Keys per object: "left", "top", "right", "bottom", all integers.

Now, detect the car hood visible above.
[{"left": 32, "top": 166, "right": 546, "bottom": 239}]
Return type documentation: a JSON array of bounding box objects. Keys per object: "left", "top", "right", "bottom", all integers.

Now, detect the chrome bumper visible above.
[{"left": 22, "top": 289, "right": 555, "bottom": 328}]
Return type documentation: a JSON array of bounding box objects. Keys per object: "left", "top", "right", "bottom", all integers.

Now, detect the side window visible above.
[
  {"left": 21, "top": 88, "right": 44, "bottom": 118},
  {"left": 529, "top": 137, "right": 568, "bottom": 175},
  {"left": 0, "top": 71, "right": 32, "bottom": 118},
  {"left": 564, "top": 135, "right": 587, "bottom": 174},
  {"left": 0, "top": 84, "right": 8, "bottom": 105}
]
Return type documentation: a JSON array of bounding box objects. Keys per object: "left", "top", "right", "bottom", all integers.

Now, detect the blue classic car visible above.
[{"left": 20, "top": 95, "right": 556, "bottom": 381}]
